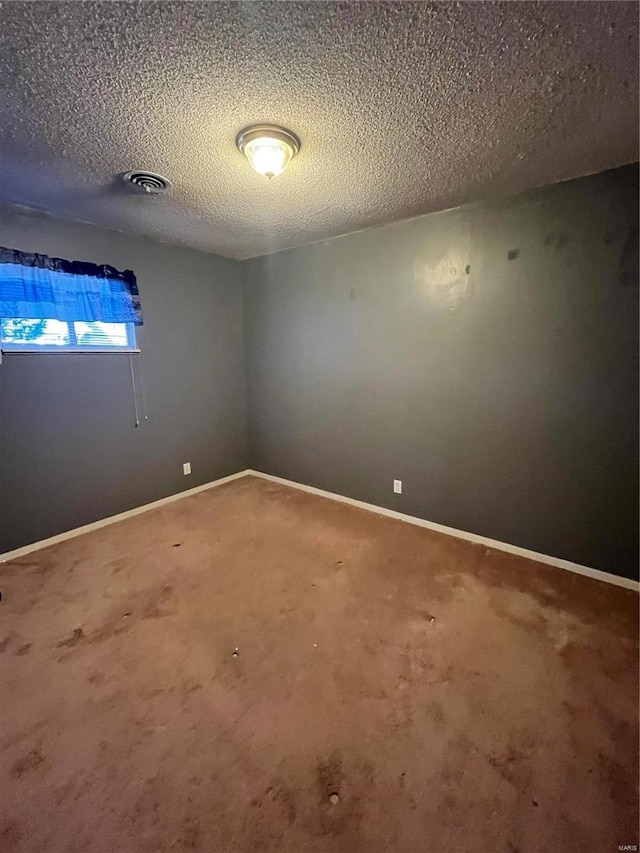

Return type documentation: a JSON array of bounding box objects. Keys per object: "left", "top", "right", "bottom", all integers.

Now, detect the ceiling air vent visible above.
[{"left": 122, "top": 171, "right": 172, "bottom": 194}]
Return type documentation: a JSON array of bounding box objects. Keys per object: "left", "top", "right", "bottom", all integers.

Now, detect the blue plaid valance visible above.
[{"left": 0, "top": 246, "right": 143, "bottom": 326}]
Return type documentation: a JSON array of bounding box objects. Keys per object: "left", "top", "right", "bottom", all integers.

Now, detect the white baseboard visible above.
[
  {"left": 0, "top": 469, "right": 251, "bottom": 563},
  {"left": 3, "top": 466, "right": 637, "bottom": 592},
  {"left": 247, "top": 470, "right": 639, "bottom": 592}
]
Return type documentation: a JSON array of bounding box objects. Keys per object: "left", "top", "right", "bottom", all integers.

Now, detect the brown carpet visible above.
[{"left": 1, "top": 475, "right": 638, "bottom": 853}]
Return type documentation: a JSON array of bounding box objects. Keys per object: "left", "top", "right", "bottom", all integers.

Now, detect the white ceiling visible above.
[{"left": 0, "top": 1, "right": 637, "bottom": 259}]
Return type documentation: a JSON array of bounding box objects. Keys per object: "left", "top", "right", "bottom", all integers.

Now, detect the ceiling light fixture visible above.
[{"left": 236, "top": 125, "right": 300, "bottom": 179}]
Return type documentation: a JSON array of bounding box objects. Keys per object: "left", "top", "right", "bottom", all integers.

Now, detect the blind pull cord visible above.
[
  {"left": 137, "top": 352, "right": 149, "bottom": 421},
  {"left": 129, "top": 352, "right": 140, "bottom": 428}
]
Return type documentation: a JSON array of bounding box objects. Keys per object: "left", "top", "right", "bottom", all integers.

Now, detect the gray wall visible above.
[
  {"left": 0, "top": 204, "right": 247, "bottom": 553},
  {"left": 242, "top": 165, "right": 639, "bottom": 580},
  {"left": 2, "top": 166, "right": 637, "bottom": 579}
]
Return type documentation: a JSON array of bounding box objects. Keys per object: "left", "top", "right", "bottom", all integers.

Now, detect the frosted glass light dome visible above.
[{"left": 236, "top": 125, "right": 300, "bottom": 179}]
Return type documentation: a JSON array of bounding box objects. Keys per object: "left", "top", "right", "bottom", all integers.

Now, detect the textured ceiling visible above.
[{"left": 0, "top": 1, "right": 637, "bottom": 259}]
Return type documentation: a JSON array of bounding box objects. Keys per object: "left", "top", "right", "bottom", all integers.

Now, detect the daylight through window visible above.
[{"left": 0, "top": 318, "right": 137, "bottom": 352}]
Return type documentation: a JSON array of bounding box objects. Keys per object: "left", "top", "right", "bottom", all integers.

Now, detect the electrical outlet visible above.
[
  {"left": 393, "top": 479, "right": 402, "bottom": 494},
  {"left": 183, "top": 462, "right": 191, "bottom": 475}
]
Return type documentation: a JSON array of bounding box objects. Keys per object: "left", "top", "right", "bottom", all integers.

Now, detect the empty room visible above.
[{"left": 0, "top": 2, "right": 638, "bottom": 852}]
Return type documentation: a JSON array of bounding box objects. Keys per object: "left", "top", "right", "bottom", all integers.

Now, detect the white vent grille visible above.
[{"left": 122, "top": 171, "right": 171, "bottom": 194}]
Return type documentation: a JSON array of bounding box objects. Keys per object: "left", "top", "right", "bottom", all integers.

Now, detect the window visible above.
[
  {"left": 0, "top": 318, "right": 138, "bottom": 352},
  {"left": 0, "top": 244, "right": 142, "bottom": 354}
]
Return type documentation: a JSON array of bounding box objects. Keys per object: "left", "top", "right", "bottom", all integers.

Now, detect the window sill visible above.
[{"left": 0, "top": 348, "right": 141, "bottom": 354}]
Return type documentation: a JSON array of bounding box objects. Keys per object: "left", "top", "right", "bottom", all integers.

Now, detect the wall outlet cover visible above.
[
  {"left": 183, "top": 462, "right": 191, "bottom": 475},
  {"left": 393, "top": 479, "right": 402, "bottom": 494}
]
